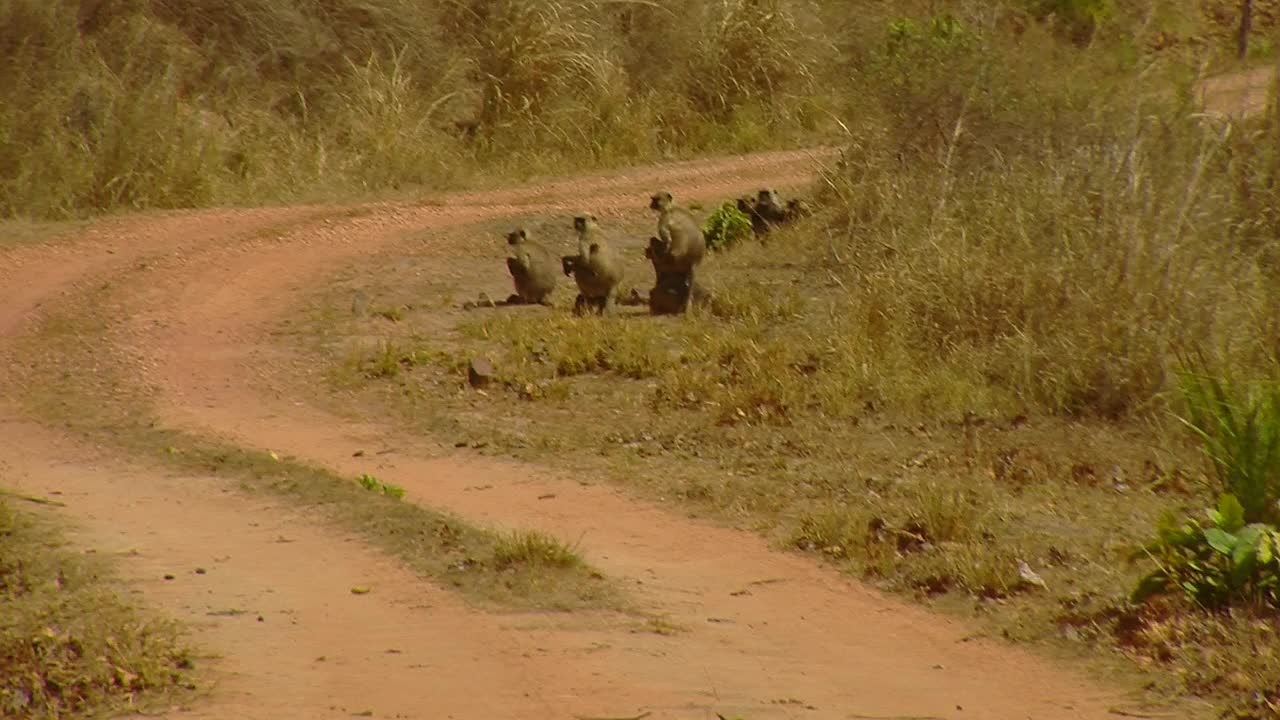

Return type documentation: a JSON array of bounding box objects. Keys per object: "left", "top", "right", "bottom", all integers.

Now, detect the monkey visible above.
[
  {"left": 746, "top": 189, "right": 812, "bottom": 237},
  {"left": 566, "top": 214, "right": 624, "bottom": 316},
  {"left": 649, "top": 191, "right": 707, "bottom": 272},
  {"left": 647, "top": 191, "right": 707, "bottom": 313},
  {"left": 737, "top": 195, "right": 768, "bottom": 237},
  {"left": 753, "top": 188, "right": 789, "bottom": 229},
  {"left": 645, "top": 237, "right": 712, "bottom": 315},
  {"left": 504, "top": 227, "right": 558, "bottom": 306}
]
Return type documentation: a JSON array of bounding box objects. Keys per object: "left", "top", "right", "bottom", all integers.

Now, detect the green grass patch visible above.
[
  {"left": 0, "top": 496, "right": 195, "bottom": 719},
  {"left": 355, "top": 473, "right": 407, "bottom": 500}
]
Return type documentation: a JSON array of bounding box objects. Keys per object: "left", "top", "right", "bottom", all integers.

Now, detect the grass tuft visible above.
[{"left": 493, "top": 530, "right": 584, "bottom": 570}]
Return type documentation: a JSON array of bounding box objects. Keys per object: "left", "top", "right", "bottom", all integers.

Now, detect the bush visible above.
[
  {"left": 702, "top": 201, "right": 754, "bottom": 252},
  {"left": 1132, "top": 369, "right": 1280, "bottom": 610},
  {"left": 1178, "top": 368, "right": 1280, "bottom": 525},
  {"left": 1132, "top": 494, "right": 1280, "bottom": 609}
]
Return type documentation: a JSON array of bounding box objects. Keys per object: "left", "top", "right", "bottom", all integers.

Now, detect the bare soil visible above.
[
  {"left": 0, "top": 148, "right": 1194, "bottom": 719},
  {"left": 1199, "top": 63, "right": 1277, "bottom": 118}
]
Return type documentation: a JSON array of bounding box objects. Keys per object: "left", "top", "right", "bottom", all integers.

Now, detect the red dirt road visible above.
[{"left": 0, "top": 149, "right": 1185, "bottom": 719}]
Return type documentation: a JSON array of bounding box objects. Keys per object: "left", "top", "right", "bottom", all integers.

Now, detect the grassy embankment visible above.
[
  {"left": 0, "top": 495, "right": 195, "bottom": 719},
  {"left": 294, "top": 2, "right": 1280, "bottom": 717}
]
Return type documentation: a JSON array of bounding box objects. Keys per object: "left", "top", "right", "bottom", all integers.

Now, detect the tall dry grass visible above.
[
  {"left": 805, "top": 12, "right": 1280, "bottom": 419},
  {"left": 0, "top": 0, "right": 841, "bottom": 219},
  {"left": 10, "top": 0, "right": 1259, "bottom": 220}
]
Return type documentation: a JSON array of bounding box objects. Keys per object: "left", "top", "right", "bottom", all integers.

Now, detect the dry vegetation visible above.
[
  {"left": 282, "top": 2, "right": 1277, "bottom": 718},
  {"left": 0, "top": 496, "right": 194, "bottom": 719},
  {"left": 4, "top": 0, "right": 1280, "bottom": 718},
  {"left": 5, "top": 0, "right": 1271, "bottom": 219}
]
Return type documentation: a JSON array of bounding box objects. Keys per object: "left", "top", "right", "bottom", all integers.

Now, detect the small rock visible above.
[
  {"left": 350, "top": 291, "right": 370, "bottom": 317},
  {"left": 467, "top": 358, "right": 496, "bottom": 388},
  {"left": 194, "top": 567, "right": 207, "bottom": 575},
  {"left": 163, "top": 573, "right": 175, "bottom": 581},
  {"left": 1017, "top": 560, "right": 1047, "bottom": 590}
]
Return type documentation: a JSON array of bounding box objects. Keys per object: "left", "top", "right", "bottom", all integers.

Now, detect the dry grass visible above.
[
  {"left": 297, "top": 8, "right": 1280, "bottom": 716},
  {"left": 6, "top": 0, "right": 1280, "bottom": 715},
  {"left": 0, "top": 496, "right": 195, "bottom": 719},
  {"left": 3, "top": 1, "right": 1272, "bottom": 220},
  {"left": 0, "top": 0, "right": 838, "bottom": 219}
]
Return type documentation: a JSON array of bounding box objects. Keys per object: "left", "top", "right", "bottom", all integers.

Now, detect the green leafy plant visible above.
[
  {"left": 1132, "top": 368, "right": 1280, "bottom": 609},
  {"left": 1132, "top": 493, "right": 1280, "bottom": 609},
  {"left": 702, "top": 202, "right": 753, "bottom": 252},
  {"left": 355, "top": 473, "right": 406, "bottom": 500}
]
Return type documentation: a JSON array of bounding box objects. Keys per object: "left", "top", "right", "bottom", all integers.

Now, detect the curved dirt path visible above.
[{"left": 2, "top": 148, "right": 1180, "bottom": 719}]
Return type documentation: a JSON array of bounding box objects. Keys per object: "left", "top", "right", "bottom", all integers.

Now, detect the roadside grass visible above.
[
  {"left": 12, "top": 286, "right": 623, "bottom": 615},
  {"left": 292, "top": 27, "right": 1280, "bottom": 716},
  {"left": 0, "top": 495, "right": 195, "bottom": 719},
  {"left": 2, "top": 1, "right": 1271, "bottom": 221},
  {"left": 297, "top": 219, "right": 1198, "bottom": 697}
]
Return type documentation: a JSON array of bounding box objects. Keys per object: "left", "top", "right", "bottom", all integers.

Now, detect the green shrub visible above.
[
  {"left": 1132, "top": 369, "right": 1280, "bottom": 609},
  {"left": 702, "top": 202, "right": 754, "bottom": 252},
  {"left": 1132, "top": 493, "right": 1280, "bottom": 609},
  {"left": 356, "top": 473, "right": 406, "bottom": 500}
]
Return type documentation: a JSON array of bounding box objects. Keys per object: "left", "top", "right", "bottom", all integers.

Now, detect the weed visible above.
[
  {"left": 351, "top": 340, "right": 442, "bottom": 380},
  {"left": 702, "top": 201, "right": 754, "bottom": 252},
  {"left": 493, "top": 530, "right": 583, "bottom": 570},
  {"left": 1132, "top": 368, "right": 1280, "bottom": 610},
  {"left": 356, "top": 473, "right": 407, "bottom": 500},
  {"left": 1175, "top": 366, "right": 1280, "bottom": 525}
]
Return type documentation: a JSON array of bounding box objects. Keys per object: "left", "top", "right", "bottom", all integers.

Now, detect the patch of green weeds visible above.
[
  {"left": 356, "top": 473, "right": 406, "bottom": 500},
  {"left": 702, "top": 201, "right": 753, "bottom": 252}
]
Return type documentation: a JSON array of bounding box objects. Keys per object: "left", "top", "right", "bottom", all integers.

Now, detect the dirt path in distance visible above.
[
  {"left": 1199, "top": 63, "right": 1276, "bottom": 118},
  {"left": 0, "top": 147, "right": 1195, "bottom": 719}
]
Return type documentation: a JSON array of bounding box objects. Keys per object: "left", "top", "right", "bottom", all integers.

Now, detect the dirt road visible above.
[{"left": 0, "top": 148, "right": 1176, "bottom": 720}]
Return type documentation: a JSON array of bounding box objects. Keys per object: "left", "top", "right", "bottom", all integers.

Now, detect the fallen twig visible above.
[
  {"left": 0, "top": 487, "right": 67, "bottom": 507},
  {"left": 574, "top": 712, "right": 651, "bottom": 720}
]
